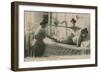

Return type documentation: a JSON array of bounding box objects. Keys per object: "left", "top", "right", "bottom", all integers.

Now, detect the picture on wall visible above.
[{"left": 11, "top": 1, "right": 97, "bottom": 71}]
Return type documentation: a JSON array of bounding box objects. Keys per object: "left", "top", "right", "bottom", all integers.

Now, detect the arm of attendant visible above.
[{"left": 46, "top": 34, "right": 60, "bottom": 43}]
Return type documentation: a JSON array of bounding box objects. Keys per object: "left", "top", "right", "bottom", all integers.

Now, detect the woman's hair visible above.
[
  {"left": 70, "top": 18, "right": 76, "bottom": 24},
  {"left": 40, "top": 14, "right": 48, "bottom": 27},
  {"left": 40, "top": 20, "right": 48, "bottom": 28},
  {"left": 81, "top": 28, "right": 88, "bottom": 34}
]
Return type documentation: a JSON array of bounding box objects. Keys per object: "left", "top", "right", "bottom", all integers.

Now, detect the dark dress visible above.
[{"left": 33, "top": 28, "right": 46, "bottom": 57}]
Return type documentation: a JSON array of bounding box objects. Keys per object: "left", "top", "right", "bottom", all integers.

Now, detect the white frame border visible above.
[{"left": 18, "top": 5, "right": 96, "bottom": 68}]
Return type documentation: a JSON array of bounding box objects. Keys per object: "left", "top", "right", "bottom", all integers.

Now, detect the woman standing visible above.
[
  {"left": 33, "top": 20, "right": 48, "bottom": 57},
  {"left": 33, "top": 19, "right": 59, "bottom": 57}
]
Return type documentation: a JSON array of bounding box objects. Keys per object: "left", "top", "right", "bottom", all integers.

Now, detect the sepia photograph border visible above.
[{"left": 11, "top": 1, "right": 98, "bottom": 71}]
